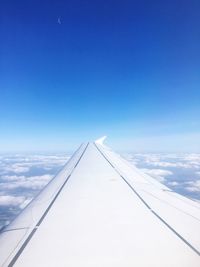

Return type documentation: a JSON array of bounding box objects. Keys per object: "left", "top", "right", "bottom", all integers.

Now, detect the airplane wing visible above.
[{"left": 0, "top": 139, "right": 200, "bottom": 266}]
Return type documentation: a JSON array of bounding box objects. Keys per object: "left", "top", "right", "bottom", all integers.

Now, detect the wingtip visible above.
[{"left": 95, "top": 136, "right": 107, "bottom": 145}]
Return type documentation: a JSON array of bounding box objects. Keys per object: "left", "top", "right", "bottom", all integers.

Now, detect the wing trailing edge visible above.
[{"left": 0, "top": 140, "right": 200, "bottom": 266}]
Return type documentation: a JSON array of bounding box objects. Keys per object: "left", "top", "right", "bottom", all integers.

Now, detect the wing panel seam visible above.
[
  {"left": 94, "top": 142, "right": 200, "bottom": 257},
  {"left": 7, "top": 143, "right": 89, "bottom": 267}
]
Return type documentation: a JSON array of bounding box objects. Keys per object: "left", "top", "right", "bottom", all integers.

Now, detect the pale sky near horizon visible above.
[{"left": 1, "top": 0, "right": 200, "bottom": 152}]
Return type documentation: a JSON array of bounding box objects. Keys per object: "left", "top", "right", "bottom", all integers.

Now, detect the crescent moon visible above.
[{"left": 58, "top": 17, "right": 61, "bottom": 24}]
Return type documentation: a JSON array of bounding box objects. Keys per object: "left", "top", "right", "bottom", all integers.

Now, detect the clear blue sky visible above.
[{"left": 1, "top": 0, "right": 200, "bottom": 152}]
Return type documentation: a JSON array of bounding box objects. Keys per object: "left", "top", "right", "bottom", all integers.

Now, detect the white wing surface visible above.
[{"left": 0, "top": 140, "right": 200, "bottom": 266}]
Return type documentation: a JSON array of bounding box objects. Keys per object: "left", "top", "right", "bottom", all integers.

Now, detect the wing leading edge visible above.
[{"left": 0, "top": 140, "right": 200, "bottom": 266}]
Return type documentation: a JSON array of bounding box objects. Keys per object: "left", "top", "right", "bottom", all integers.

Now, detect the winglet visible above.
[{"left": 95, "top": 136, "right": 107, "bottom": 145}]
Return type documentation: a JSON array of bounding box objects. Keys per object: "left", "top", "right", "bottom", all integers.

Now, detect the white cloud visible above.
[
  {"left": 0, "top": 154, "right": 71, "bottom": 229},
  {"left": 126, "top": 152, "right": 200, "bottom": 172},
  {"left": 12, "top": 165, "right": 30, "bottom": 173},
  {"left": 141, "top": 168, "right": 173, "bottom": 182},
  {"left": 0, "top": 174, "right": 53, "bottom": 190},
  {"left": 141, "top": 168, "right": 173, "bottom": 177},
  {"left": 0, "top": 154, "right": 70, "bottom": 175},
  {"left": 147, "top": 161, "right": 177, "bottom": 167},
  {"left": 0, "top": 195, "right": 25, "bottom": 207},
  {"left": 183, "top": 154, "right": 200, "bottom": 162},
  {"left": 21, "top": 154, "right": 70, "bottom": 166},
  {"left": 168, "top": 181, "right": 179, "bottom": 186},
  {"left": 1, "top": 175, "right": 24, "bottom": 181},
  {"left": 145, "top": 160, "right": 199, "bottom": 169},
  {"left": 184, "top": 180, "right": 200, "bottom": 192},
  {"left": 0, "top": 164, "right": 30, "bottom": 174}
]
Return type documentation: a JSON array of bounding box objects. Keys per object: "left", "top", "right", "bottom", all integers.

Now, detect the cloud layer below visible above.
[
  {"left": 0, "top": 152, "right": 200, "bottom": 230},
  {"left": 124, "top": 152, "right": 200, "bottom": 199},
  {"left": 0, "top": 153, "right": 70, "bottom": 229}
]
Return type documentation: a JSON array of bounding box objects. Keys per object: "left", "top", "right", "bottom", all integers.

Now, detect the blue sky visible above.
[{"left": 1, "top": 0, "right": 200, "bottom": 152}]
